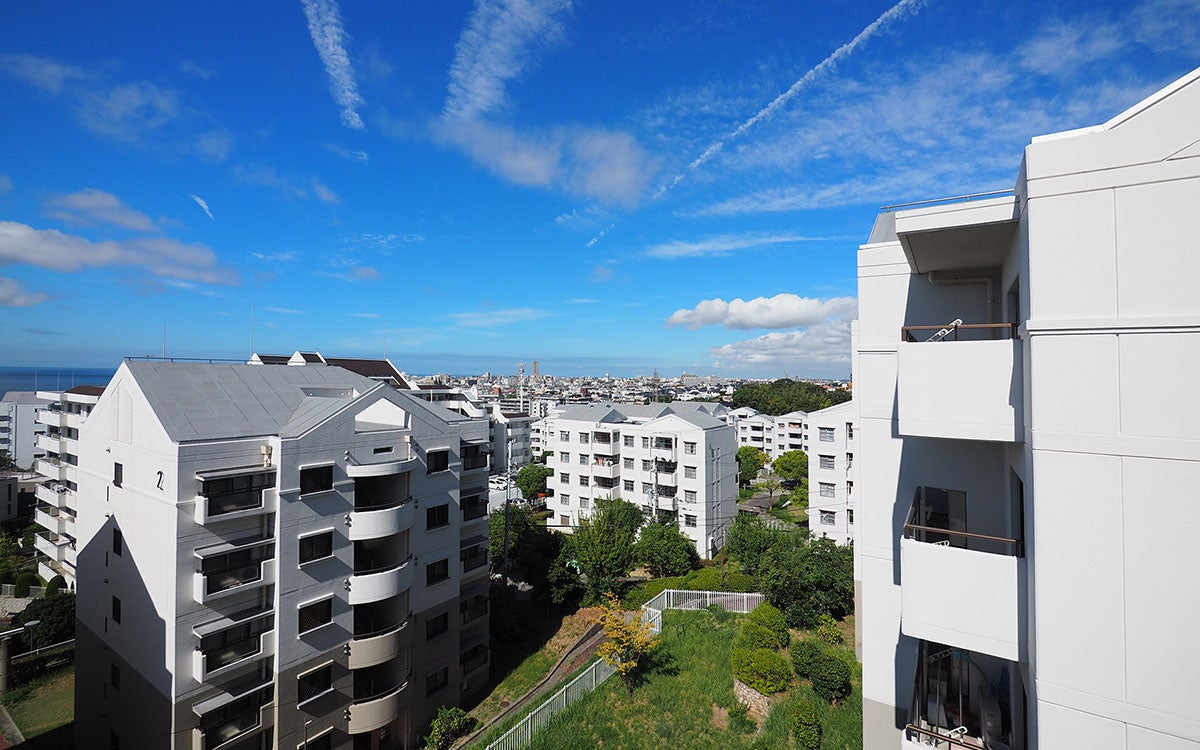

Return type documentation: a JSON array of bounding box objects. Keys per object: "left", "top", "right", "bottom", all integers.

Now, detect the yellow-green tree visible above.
[{"left": 592, "top": 592, "right": 659, "bottom": 694}]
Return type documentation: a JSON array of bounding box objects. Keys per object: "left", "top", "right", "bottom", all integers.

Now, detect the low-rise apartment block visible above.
[
  {"left": 806, "top": 401, "right": 855, "bottom": 546},
  {"left": 1, "top": 391, "right": 51, "bottom": 470}
]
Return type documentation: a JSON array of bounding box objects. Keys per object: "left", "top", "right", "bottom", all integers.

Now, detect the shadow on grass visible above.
[
  {"left": 459, "top": 597, "right": 566, "bottom": 714},
  {"left": 19, "top": 723, "right": 73, "bottom": 749}
]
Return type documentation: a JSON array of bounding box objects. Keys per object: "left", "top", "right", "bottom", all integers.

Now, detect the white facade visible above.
[
  {"left": 772, "top": 409, "right": 809, "bottom": 457},
  {"left": 806, "top": 401, "right": 855, "bottom": 545},
  {"left": 489, "top": 407, "right": 533, "bottom": 473},
  {"left": 73, "top": 362, "right": 490, "bottom": 750},
  {"left": 733, "top": 410, "right": 775, "bottom": 457},
  {"left": 0, "top": 391, "right": 51, "bottom": 470},
  {"left": 545, "top": 403, "right": 736, "bottom": 558},
  {"left": 857, "top": 68, "right": 1200, "bottom": 750}
]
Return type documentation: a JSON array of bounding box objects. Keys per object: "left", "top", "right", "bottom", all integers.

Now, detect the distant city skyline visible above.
[{"left": 2, "top": 1, "right": 1197, "bottom": 376}]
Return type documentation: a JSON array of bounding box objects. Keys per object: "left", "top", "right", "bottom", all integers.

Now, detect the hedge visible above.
[
  {"left": 792, "top": 698, "right": 822, "bottom": 749},
  {"left": 747, "top": 603, "right": 789, "bottom": 649},
  {"left": 731, "top": 647, "right": 792, "bottom": 695},
  {"left": 810, "top": 654, "right": 852, "bottom": 703},
  {"left": 790, "top": 638, "right": 824, "bottom": 679},
  {"left": 13, "top": 572, "right": 38, "bottom": 598}
]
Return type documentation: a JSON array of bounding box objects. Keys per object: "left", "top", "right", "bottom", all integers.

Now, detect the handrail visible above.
[
  {"left": 903, "top": 523, "right": 1023, "bottom": 552},
  {"left": 901, "top": 322, "right": 1015, "bottom": 342},
  {"left": 353, "top": 617, "right": 408, "bottom": 640},
  {"left": 352, "top": 674, "right": 409, "bottom": 703},
  {"left": 903, "top": 723, "right": 978, "bottom": 749},
  {"left": 881, "top": 189, "right": 1014, "bottom": 212},
  {"left": 353, "top": 554, "right": 411, "bottom": 577},
  {"left": 353, "top": 495, "right": 412, "bottom": 513}
]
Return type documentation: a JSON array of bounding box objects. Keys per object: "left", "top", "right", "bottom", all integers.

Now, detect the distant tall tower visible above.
[{"left": 531, "top": 360, "right": 540, "bottom": 381}]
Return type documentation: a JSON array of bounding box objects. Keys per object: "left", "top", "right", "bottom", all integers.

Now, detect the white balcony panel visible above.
[
  {"left": 36, "top": 434, "right": 63, "bottom": 454},
  {"left": 900, "top": 537, "right": 1024, "bottom": 661},
  {"left": 345, "top": 455, "right": 419, "bottom": 478},
  {"left": 35, "top": 507, "right": 64, "bottom": 535},
  {"left": 35, "top": 484, "right": 70, "bottom": 508},
  {"left": 35, "top": 534, "right": 63, "bottom": 561},
  {"left": 897, "top": 339, "right": 1023, "bottom": 442},
  {"left": 35, "top": 459, "right": 68, "bottom": 482},
  {"left": 347, "top": 622, "right": 408, "bottom": 670},
  {"left": 347, "top": 681, "right": 406, "bottom": 735},
  {"left": 347, "top": 559, "right": 413, "bottom": 606},
  {"left": 195, "top": 488, "right": 277, "bottom": 526},
  {"left": 193, "top": 560, "right": 276, "bottom": 605},
  {"left": 36, "top": 411, "right": 67, "bottom": 429},
  {"left": 590, "top": 462, "right": 620, "bottom": 479},
  {"left": 347, "top": 501, "right": 413, "bottom": 542}
]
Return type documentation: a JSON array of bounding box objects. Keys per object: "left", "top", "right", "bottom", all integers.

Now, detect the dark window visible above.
[
  {"left": 300, "top": 465, "right": 333, "bottom": 494},
  {"left": 298, "top": 664, "right": 333, "bottom": 704},
  {"left": 308, "top": 733, "right": 333, "bottom": 750},
  {"left": 426, "top": 504, "right": 449, "bottom": 529},
  {"left": 298, "top": 598, "right": 333, "bottom": 634},
  {"left": 110, "top": 662, "right": 121, "bottom": 690},
  {"left": 299, "top": 531, "right": 334, "bottom": 564},
  {"left": 113, "top": 462, "right": 123, "bottom": 488},
  {"left": 426, "top": 667, "right": 448, "bottom": 696},
  {"left": 427, "top": 450, "right": 449, "bottom": 473},
  {"left": 110, "top": 731, "right": 120, "bottom": 750},
  {"left": 112, "top": 528, "right": 123, "bottom": 556},
  {"left": 202, "top": 471, "right": 275, "bottom": 516},
  {"left": 426, "top": 558, "right": 449, "bottom": 586},
  {"left": 426, "top": 612, "right": 449, "bottom": 640},
  {"left": 111, "top": 596, "right": 121, "bottom": 624},
  {"left": 372, "top": 446, "right": 393, "bottom": 455}
]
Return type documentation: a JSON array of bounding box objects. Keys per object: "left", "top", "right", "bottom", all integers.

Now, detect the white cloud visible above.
[
  {"left": 180, "top": 60, "right": 215, "bottom": 80},
  {"left": 189, "top": 194, "right": 215, "bottom": 220},
  {"left": 667, "top": 294, "right": 857, "bottom": 330},
  {"left": 349, "top": 266, "right": 379, "bottom": 280},
  {"left": 1015, "top": 19, "right": 1125, "bottom": 76},
  {"left": 311, "top": 180, "right": 340, "bottom": 205},
  {"left": 0, "top": 53, "right": 86, "bottom": 94},
  {"left": 564, "top": 298, "right": 598, "bottom": 304},
  {"left": 590, "top": 264, "right": 615, "bottom": 283},
  {"left": 353, "top": 312, "right": 380, "bottom": 318},
  {"left": 264, "top": 306, "right": 303, "bottom": 315},
  {"left": 0, "top": 276, "right": 49, "bottom": 307},
  {"left": 44, "top": 189, "right": 158, "bottom": 232},
  {"left": 0, "top": 221, "right": 238, "bottom": 285},
  {"left": 76, "top": 81, "right": 180, "bottom": 142},
  {"left": 0, "top": 175, "right": 12, "bottom": 192},
  {"left": 644, "top": 232, "right": 840, "bottom": 259},
  {"left": 442, "top": 0, "right": 572, "bottom": 122},
  {"left": 324, "top": 143, "right": 369, "bottom": 162},
  {"left": 235, "top": 165, "right": 340, "bottom": 204},
  {"left": 709, "top": 320, "right": 852, "bottom": 376},
  {"left": 449, "top": 307, "right": 551, "bottom": 327},
  {"left": 195, "top": 129, "right": 234, "bottom": 162},
  {"left": 300, "top": 0, "right": 365, "bottom": 130},
  {"left": 251, "top": 251, "right": 298, "bottom": 263}
]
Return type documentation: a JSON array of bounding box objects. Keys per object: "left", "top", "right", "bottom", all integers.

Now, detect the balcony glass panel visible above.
[{"left": 203, "top": 472, "right": 275, "bottom": 517}]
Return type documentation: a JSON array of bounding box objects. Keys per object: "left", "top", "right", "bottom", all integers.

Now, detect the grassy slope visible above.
[{"left": 3, "top": 667, "right": 74, "bottom": 739}]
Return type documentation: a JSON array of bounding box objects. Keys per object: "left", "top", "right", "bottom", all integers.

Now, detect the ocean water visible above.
[{"left": 0, "top": 367, "right": 117, "bottom": 399}]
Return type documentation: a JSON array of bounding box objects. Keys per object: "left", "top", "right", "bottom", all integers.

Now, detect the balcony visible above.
[
  {"left": 347, "top": 678, "right": 408, "bottom": 735},
  {"left": 460, "top": 546, "right": 488, "bottom": 580},
  {"left": 35, "top": 457, "right": 70, "bottom": 483},
  {"left": 591, "top": 459, "right": 620, "bottom": 479},
  {"left": 35, "top": 532, "right": 69, "bottom": 562},
  {"left": 36, "top": 410, "right": 67, "bottom": 429},
  {"left": 347, "top": 557, "right": 413, "bottom": 605},
  {"left": 193, "top": 682, "right": 273, "bottom": 750},
  {"left": 196, "top": 481, "right": 277, "bottom": 526},
  {"left": 462, "top": 495, "right": 489, "bottom": 523},
  {"left": 461, "top": 644, "right": 489, "bottom": 677},
  {"left": 36, "top": 433, "right": 63, "bottom": 454},
  {"left": 193, "top": 629, "right": 275, "bottom": 683},
  {"left": 345, "top": 446, "right": 419, "bottom": 478},
  {"left": 35, "top": 483, "right": 70, "bottom": 508},
  {"left": 348, "top": 620, "right": 409, "bottom": 670},
  {"left": 461, "top": 594, "right": 488, "bottom": 626},
  {"left": 194, "top": 541, "right": 276, "bottom": 604},
  {"left": 35, "top": 505, "right": 65, "bottom": 536},
  {"left": 347, "top": 496, "right": 413, "bottom": 542},
  {"left": 897, "top": 323, "right": 1022, "bottom": 443}
]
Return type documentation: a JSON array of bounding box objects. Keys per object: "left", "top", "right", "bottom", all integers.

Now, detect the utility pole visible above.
[{"left": 501, "top": 438, "right": 513, "bottom": 576}]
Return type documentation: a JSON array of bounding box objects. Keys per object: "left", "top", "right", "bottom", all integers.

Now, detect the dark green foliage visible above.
[
  {"left": 725, "top": 514, "right": 782, "bottom": 576},
  {"left": 757, "top": 537, "right": 854, "bottom": 628},
  {"left": 635, "top": 522, "right": 700, "bottom": 578},
  {"left": 792, "top": 698, "right": 822, "bottom": 749},
  {"left": 816, "top": 614, "right": 844, "bottom": 645},
  {"left": 13, "top": 593, "right": 75, "bottom": 649},
  {"left": 734, "top": 620, "right": 782, "bottom": 651},
  {"left": 622, "top": 565, "right": 758, "bottom": 609},
  {"left": 0, "top": 569, "right": 13, "bottom": 586},
  {"left": 44, "top": 579, "right": 61, "bottom": 598},
  {"left": 514, "top": 463, "right": 555, "bottom": 500},
  {"left": 730, "top": 379, "right": 851, "bottom": 416},
  {"left": 574, "top": 497, "right": 644, "bottom": 599},
  {"left": 13, "top": 572, "right": 37, "bottom": 598},
  {"left": 736, "top": 446, "right": 769, "bottom": 486},
  {"left": 731, "top": 647, "right": 791, "bottom": 695},
  {"left": 810, "top": 654, "right": 852, "bottom": 704},
  {"left": 727, "top": 703, "right": 754, "bottom": 734},
  {"left": 747, "top": 603, "right": 789, "bottom": 648},
  {"left": 489, "top": 504, "right": 562, "bottom": 593},
  {"left": 425, "top": 705, "right": 475, "bottom": 749},
  {"left": 771, "top": 450, "right": 808, "bottom": 481},
  {"left": 790, "top": 638, "right": 825, "bottom": 679},
  {"left": 547, "top": 535, "right": 585, "bottom": 606}
]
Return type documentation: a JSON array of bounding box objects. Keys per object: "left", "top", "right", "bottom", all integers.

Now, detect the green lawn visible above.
[{"left": 2, "top": 665, "right": 74, "bottom": 740}]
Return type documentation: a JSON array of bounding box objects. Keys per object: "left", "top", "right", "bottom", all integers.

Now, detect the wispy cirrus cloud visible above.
[
  {"left": 264, "top": 306, "right": 303, "bottom": 315},
  {"left": 234, "top": 164, "right": 340, "bottom": 204},
  {"left": 300, "top": 0, "right": 365, "bottom": 130},
  {"left": 324, "top": 143, "right": 369, "bottom": 162},
  {"left": 0, "top": 175, "right": 11, "bottom": 192},
  {"left": 644, "top": 232, "right": 842, "bottom": 259},
  {"left": 0, "top": 53, "right": 86, "bottom": 94},
  {"left": 667, "top": 294, "right": 857, "bottom": 331},
  {"left": 180, "top": 60, "right": 215, "bottom": 80},
  {"left": 44, "top": 188, "right": 158, "bottom": 232},
  {"left": 189, "top": 194, "right": 215, "bottom": 220},
  {"left": 0, "top": 277, "right": 49, "bottom": 307},
  {"left": 449, "top": 307, "right": 551, "bottom": 327}
]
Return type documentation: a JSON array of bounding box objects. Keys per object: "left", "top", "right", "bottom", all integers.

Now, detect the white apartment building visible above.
[
  {"left": 731, "top": 408, "right": 776, "bottom": 457},
  {"left": 806, "top": 401, "right": 855, "bottom": 546},
  {"left": 855, "top": 68, "right": 1200, "bottom": 750},
  {"left": 545, "top": 402, "right": 736, "bottom": 558},
  {"left": 31, "top": 385, "right": 103, "bottom": 589},
  {"left": 772, "top": 410, "right": 809, "bottom": 457},
  {"left": 73, "top": 362, "right": 490, "bottom": 750},
  {"left": 489, "top": 407, "right": 532, "bottom": 473},
  {"left": 1, "top": 391, "right": 51, "bottom": 470}
]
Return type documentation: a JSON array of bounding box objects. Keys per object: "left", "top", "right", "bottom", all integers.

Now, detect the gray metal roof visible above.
[
  {"left": 0, "top": 391, "right": 51, "bottom": 405},
  {"left": 124, "top": 362, "right": 383, "bottom": 442}
]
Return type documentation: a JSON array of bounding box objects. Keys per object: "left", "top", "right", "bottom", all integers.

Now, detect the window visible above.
[
  {"left": 110, "top": 662, "right": 121, "bottom": 690},
  {"left": 684, "top": 515, "right": 697, "bottom": 527},
  {"left": 559, "top": 514, "right": 569, "bottom": 527},
  {"left": 819, "top": 427, "right": 835, "bottom": 442},
  {"left": 113, "top": 462, "right": 123, "bottom": 488},
  {"left": 426, "top": 504, "right": 450, "bottom": 529},
  {"left": 623, "top": 480, "right": 634, "bottom": 491},
  {"left": 846, "top": 423, "right": 854, "bottom": 440},
  {"left": 579, "top": 476, "right": 589, "bottom": 486},
  {"left": 820, "top": 510, "right": 836, "bottom": 526},
  {"left": 641, "top": 482, "right": 652, "bottom": 493},
  {"left": 297, "top": 664, "right": 333, "bottom": 704},
  {"left": 111, "top": 595, "right": 122, "bottom": 624},
  {"left": 846, "top": 481, "right": 854, "bottom": 496},
  {"left": 580, "top": 497, "right": 590, "bottom": 509},
  {"left": 623, "top": 458, "right": 634, "bottom": 469},
  {"left": 426, "top": 450, "right": 449, "bottom": 474},
  {"left": 641, "top": 459, "right": 651, "bottom": 471},
  {"left": 846, "top": 453, "right": 853, "bottom": 469},
  {"left": 641, "top": 437, "right": 650, "bottom": 448},
  {"left": 299, "top": 531, "right": 334, "bottom": 565},
  {"left": 298, "top": 598, "right": 333, "bottom": 634},
  {"left": 300, "top": 465, "right": 333, "bottom": 494},
  {"left": 426, "top": 667, "right": 449, "bottom": 696},
  {"left": 560, "top": 494, "right": 569, "bottom": 505},
  {"left": 426, "top": 612, "right": 449, "bottom": 640},
  {"left": 579, "top": 454, "right": 588, "bottom": 465},
  {"left": 561, "top": 452, "right": 570, "bottom": 463},
  {"left": 684, "top": 490, "right": 697, "bottom": 503},
  {"left": 112, "top": 528, "right": 122, "bottom": 557},
  {"left": 684, "top": 466, "right": 697, "bottom": 479},
  {"left": 848, "top": 509, "right": 855, "bottom": 524},
  {"left": 623, "top": 435, "right": 634, "bottom": 447},
  {"left": 578, "top": 432, "right": 590, "bottom": 444},
  {"left": 819, "top": 455, "right": 835, "bottom": 470},
  {"left": 426, "top": 558, "right": 450, "bottom": 586},
  {"left": 684, "top": 441, "right": 696, "bottom": 455},
  {"left": 559, "top": 472, "right": 569, "bottom": 484},
  {"left": 819, "top": 483, "right": 835, "bottom": 498},
  {"left": 372, "top": 446, "right": 393, "bottom": 455}
]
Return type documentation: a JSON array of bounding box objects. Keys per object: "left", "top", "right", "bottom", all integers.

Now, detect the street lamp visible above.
[{"left": 23, "top": 619, "right": 41, "bottom": 653}]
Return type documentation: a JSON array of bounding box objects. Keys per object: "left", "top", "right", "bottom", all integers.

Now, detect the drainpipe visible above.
[{"left": 927, "top": 271, "right": 995, "bottom": 323}]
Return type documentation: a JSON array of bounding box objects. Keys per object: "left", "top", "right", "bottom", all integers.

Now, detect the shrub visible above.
[
  {"left": 0, "top": 569, "right": 13, "bottom": 586},
  {"left": 810, "top": 654, "right": 852, "bottom": 704},
  {"left": 735, "top": 620, "right": 782, "bottom": 651},
  {"left": 44, "top": 579, "right": 60, "bottom": 599},
  {"left": 684, "top": 565, "right": 757, "bottom": 592},
  {"left": 790, "top": 638, "right": 824, "bottom": 679},
  {"left": 13, "top": 572, "right": 37, "bottom": 598},
  {"left": 816, "top": 613, "right": 844, "bottom": 645},
  {"left": 748, "top": 603, "right": 789, "bottom": 648},
  {"left": 424, "top": 706, "right": 474, "bottom": 750},
  {"left": 783, "top": 601, "right": 812, "bottom": 629},
  {"left": 727, "top": 703, "right": 754, "bottom": 734},
  {"left": 791, "top": 698, "right": 822, "bottom": 749},
  {"left": 731, "top": 647, "right": 792, "bottom": 695}
]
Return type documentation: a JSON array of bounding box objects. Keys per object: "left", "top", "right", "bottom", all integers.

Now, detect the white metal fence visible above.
[{"left": 483, "top": 589, "right": 764, "bottom": 750}]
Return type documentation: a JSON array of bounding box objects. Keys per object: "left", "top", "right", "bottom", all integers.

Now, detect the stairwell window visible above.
[
  {"left": 684, "top": 441, "right": 696, "bottom": 455},
  {"left": 819, "top": 482, "right": 835, "bottom": 498},
  {"left": 426, "top": 612, "right": 449, "bottom": 640},
  {"left": 684, "top": 490, "right": 697, "bottom": 503},
  {"left": 298, "top": 531, "right": 334, "bottom": 565},
  {"left": 297, "top": 664, "right": 333, "bottom": 705},
  {"left": 846, "top": 423, "right": 854, "bottom": 440},
  {"left": 113, "top": 462, "right": 123, "bottom": 488},
  {"left": 819, "top": 455, "right": 835, "bottom": 470},
  {"left": 684, "top": 515, "right": 697, "bottom": 527},
  {"left": 426, "top": 558, "right": 449, "bottom": 586},
  {"left": 426, "top": 450, "right": 449, "bottom": 474},
  {"left": 426, "top": 667, "right": 449, "bottom": 697},
  {"left": 819, "top": 427, "right": 835, "bottom": 442},
  {"left": 820, "top": 511, "right": 836, "bottom": 526},
  {"left": 300, "top": 465, "right": 333, "bottom": 494},
  {"left": 112, "top": 528, "right": 123, "bottom": 557},
  {"left": 426, "top": 504, "right": 450, "bottom": 529},
  {"left": 298, "top": 597, "right": 333, "bottom": 635},
  {"left": 111, "top": 595, "right": 122, "bottom": 624},
  {"left": 623, "top": 480, "right": 634, "bottom": 491},
  {"left": 684, "top": 466, "right": 697, "bottom": 479}
]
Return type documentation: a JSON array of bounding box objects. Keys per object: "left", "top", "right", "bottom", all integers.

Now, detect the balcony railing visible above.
[
  {"left": 461, "top": 549, "right": 488, "bottom": 572},
  {"left": 461, "top": 598, "right": 488, "bottom": 625},
  {"left": 902, "top": 523, "right": 1023, "bottom": 557},
  {"left": 462, "top": 497, "right": 489, "bottom": 522},
  {"left": 901, "top": 321, "right": 1015, "bottom": 342},
  {"left": 461, "top": 646, "right": 489, "bottom": 675}
]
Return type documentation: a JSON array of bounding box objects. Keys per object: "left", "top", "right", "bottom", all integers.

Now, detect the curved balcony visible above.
[
  {"left": 347, "top": 498, "right": 413, "bottom": 542},
  {"left": 347, "top": 620, "right": 409, "bottom": 670},
  {"left": 347, "top": 558, "right": 413, "bottom": 606},
  {"left": 347, "top": 679, "right": 407, "bottom": 735}
]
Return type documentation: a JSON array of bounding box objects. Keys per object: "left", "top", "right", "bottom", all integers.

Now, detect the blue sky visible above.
[{"left": 0, "top": 0, "right": 1196, "bottom": 377}]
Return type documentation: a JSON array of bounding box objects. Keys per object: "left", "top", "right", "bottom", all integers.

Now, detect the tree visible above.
[
  {"left": 725, "top": 514, "right": 781, "bottom": 576},
  {"left": 593, "top": 592, "right": 659, "bottom": 694},
  {"left": 573, "top": 497, "right": 643, "bottom": 598},
  {"left": 514, "top": 463, "right": 554, "bottom": 500},
  {"left": 424, "top": 706, "right": 475, "bottom": 750},
  {"left": 488, "top": 505, "right": 561, "bottom": 592},
  {"left": 0, "top": 452, "right": 15, "bottom": 473},
  {"left": 757, "top": 537, "right": 854, "bottom": 628},
  {"left": 736, "top": 446, "right": 768, "bottom": 486},
  {"left": 772, "top": 450, "right": 808, "bottom": 481},
  {"left": 760, "top": 478, "right": 782, "bottom": 503},
  {"left": 547, "top": 535, "right": 586, "bottom": 606},
  {"left": 635, "top": 522, "right": 700, "bottom": 578},
  {"left": 730, "top": 379, "right": 851, "bottom": 416},
  {"left": 13, "top": 592, "right": 75, "bottom": 649}
]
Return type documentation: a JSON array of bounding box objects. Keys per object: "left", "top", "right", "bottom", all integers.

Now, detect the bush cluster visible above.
[
  {"left": 747, "top": 603, "right": 789, "bottom": 648},
  {"left": 734, "top": 620, "right": 782, "bottom": 651},
  {"left": 731, "top": 647, "right": 792, "bottom": 695},
  {"left": 790, "top": 638, "right": 824, "bottom": 679},
  {"left": 13, "top": 572, "right": 38, "bottom": 598},
  {"left": 791, "top": 698, "right": 822, "bottom": 749},
  {"left": 810, "top": 654, "right": 853, "bottom": 704}
]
